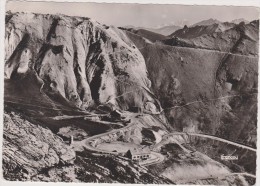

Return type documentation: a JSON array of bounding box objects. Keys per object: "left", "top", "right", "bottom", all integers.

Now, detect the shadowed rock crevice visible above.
[
  {"left": 34, "top": 43, "right": 52, "bottom": 74},
  {"left": 89, "top": 58, "right": 105, "bottom": 103},
  {"left": 46, "top": 18, "right": 60, "bottom": 42}
]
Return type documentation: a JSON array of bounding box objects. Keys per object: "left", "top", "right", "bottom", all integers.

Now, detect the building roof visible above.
[
  {"left": 111, "top": 110, "right": 123, "bottom": 116},
  {"left": 129, "top": 147, "right": 150, "bottom": 156}
]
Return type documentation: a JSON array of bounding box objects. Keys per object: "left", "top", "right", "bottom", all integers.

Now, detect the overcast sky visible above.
[{"left": 6, "top": 1, "right": 260, "bottom": 28}]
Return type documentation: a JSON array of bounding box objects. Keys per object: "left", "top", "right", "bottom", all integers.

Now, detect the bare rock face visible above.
[
  {"left": 3, "top": 111, "right": 76, "bottom": 178},
  {"left": 5, "top": 12, "right": 154, "bottom": 110}
]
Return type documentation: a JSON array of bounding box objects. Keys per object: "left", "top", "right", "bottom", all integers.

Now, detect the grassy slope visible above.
[
  {"left": 141, "top": 44, "right": 223, "bottom": 102},
  {"left": 127, "top": 30, "right": 257, "bottom": 146}
]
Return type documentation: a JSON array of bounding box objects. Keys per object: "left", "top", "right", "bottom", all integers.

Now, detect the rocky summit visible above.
[{"left": 3, "top": 11, "right": 259, "bottom": 185}]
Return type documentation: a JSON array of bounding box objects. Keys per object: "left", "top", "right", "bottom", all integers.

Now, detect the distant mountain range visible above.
[
  {"left": 192, "top": 18, "right": 250, "bottom": 27},
  {"left": 144, "top": 25, "right": 182, "bottom": 36},
  {"left": 124, "top": 18, "right": 250, "bottom": 36},
  {"left": 231, "top": 18, "right": 249, "bottom": 24},
  {"left": 123, "top": 25, "right": 181, "bottom": 36},
  {"left": 192, "top": 18, "right": 221, "bottom": 27}
]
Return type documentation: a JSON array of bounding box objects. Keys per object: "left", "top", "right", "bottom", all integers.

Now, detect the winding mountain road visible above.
[
  {"left": 72, "top": 107, "right": 256, "bottom": 172},
  {"left": 74, "top": 113, "right": 256, "bottom": 169},
  {"left": 73, "top": 112, "right": 165, "bottom": 166},
  {"left": 153, "top": 132, "right": 256, "bottom": 184},
  {"left": 156, "top": 132, "right": 256, "bottom": 152}
]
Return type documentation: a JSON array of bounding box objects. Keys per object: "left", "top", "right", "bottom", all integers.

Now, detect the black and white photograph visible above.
[{"left": 1, "top": 1, "right": 259, "bottom": 185}]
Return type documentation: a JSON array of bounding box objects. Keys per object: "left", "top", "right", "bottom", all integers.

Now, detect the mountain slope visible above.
[
  {"left": 121, "top": 25, "right": 181, "bottom": 36},
  {"left": 128, "top": 39, "right": 258, "bottom": 147},
  {"left": 119, "top": 27, "right": 169, "bottom": 42},
  {"left": 170, "top": 22, "right": 235, "bottom": 39},
  {"left": 146, "top": 25, "right": 181, "bottom": 36},
  {"left": 231, "top": 18, "right": 249, "bottom": 24},
  {"left": 192, "top": 18, "right": 221, "bottom": 27},
  {"left": 165, "top": 21, "right": 259, "bottom": 56},
  {"left": 5, "top": 12, "right": 160, "bottom": 112}
]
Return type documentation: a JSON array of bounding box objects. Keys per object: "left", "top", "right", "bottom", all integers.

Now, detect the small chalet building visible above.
[{"left": 125, "top": 148, "right": 151, "bottom": 161}]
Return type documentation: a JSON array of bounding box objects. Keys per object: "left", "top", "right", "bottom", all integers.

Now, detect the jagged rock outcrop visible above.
[
  {"left": 3, "top": 110, "right": 76, "bottom": 179},
  {"left": 5, "top": 12, "right": 155, "bottom": 111}
]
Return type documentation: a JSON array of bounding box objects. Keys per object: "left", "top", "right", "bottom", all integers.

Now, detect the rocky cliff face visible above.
[
  {"left": 3, "top": 110, "right": 76, "bottom": 179},
  {"left": 5, "top": 12, "right": 156, "bottom": 111}
]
